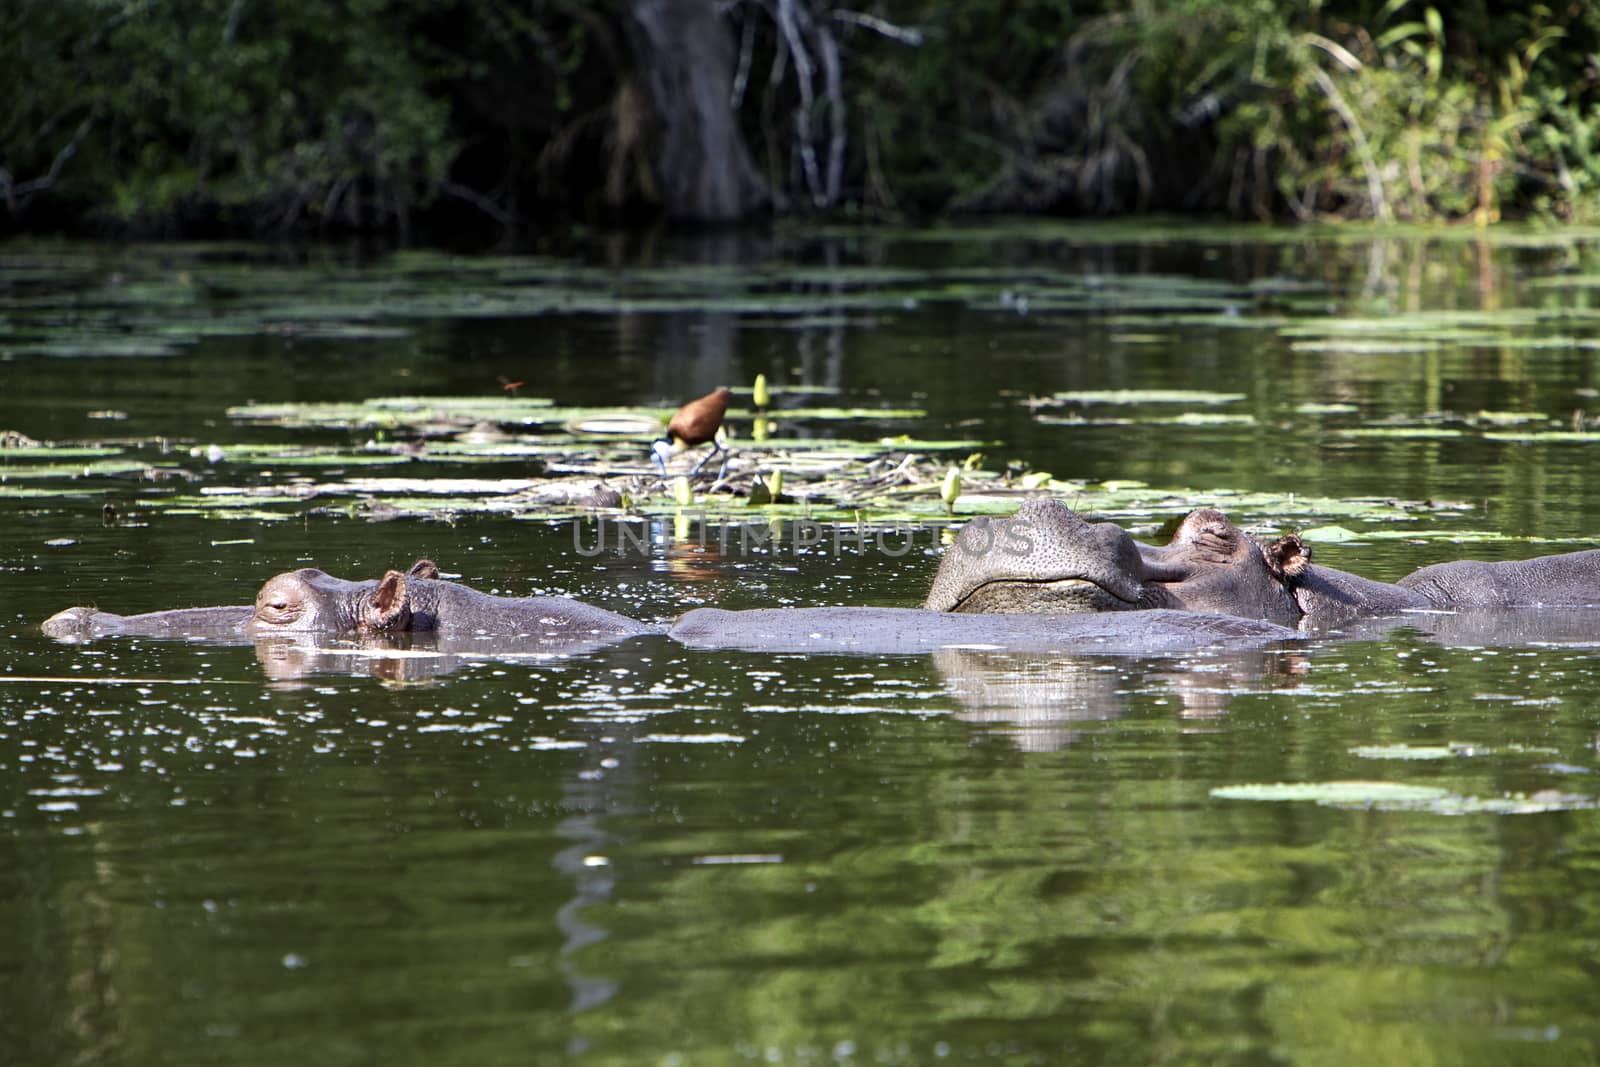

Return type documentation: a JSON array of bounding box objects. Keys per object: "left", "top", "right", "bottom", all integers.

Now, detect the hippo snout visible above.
[{"left": 41, "top": 606, "right": 100, "bottom": 639}]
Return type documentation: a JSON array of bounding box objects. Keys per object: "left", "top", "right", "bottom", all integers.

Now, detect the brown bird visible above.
[{"left": 652, "top": 387, "right": 732, "bottom": 476}]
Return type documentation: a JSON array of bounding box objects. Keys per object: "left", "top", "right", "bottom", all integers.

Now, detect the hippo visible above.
[
  {"left": 667, "top": 606, "right": 1294, "bottom": 654},
  {"left": 924, "top": 499, "right": 1600, "bottom": 628},
  {"left": 41, "top": 559, "right": 660, "bottom": 644},
  {"left": 44, "top": 497, "right": 1599, "bottom": 661},
  {"left": 44, "top": 556, "right": 1299, "bottom": 657}
]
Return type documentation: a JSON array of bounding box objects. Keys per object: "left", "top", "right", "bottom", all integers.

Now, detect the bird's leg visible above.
[{"left": 689, "top": 439, "right": 724, "bottom": 476}]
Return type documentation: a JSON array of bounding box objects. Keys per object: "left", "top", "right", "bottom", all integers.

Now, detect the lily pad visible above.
[
  {"left": 1212, "top": 781, "right": 1450, "bottom": 805},
  {"left": 1212, "top": 780, "right": 1598, "bottom": 814},
  {"left": 1, "top": 445, "right": 126, "bottom": 459},
  {"left": 3, "top": 336, "right": 186, "bottom": 359},
  {"left": 0, "top": 485, "right": 107, "bottom": 499},
  {"left": 1299, "top": 525, "right": 1361, "bottom": 543},
  {"left": 1482, "top": 431, "right": 1600, "bottom": 443},
  {"left": 226, "top": 395, "right": 559, "bottom": 429},
  {"left": 1350, "top": 742, "right": 1560, "bottom": 760},
  {"left": 1159, "top": 413, "right": 1256, "bottom": 426},
  {"left": 1279, "top": 310, "right": 1546, "bottom": 335},
  {"left": 160, "top": 507, "right": 298, "bottom": 522},
  {"left": 196, "top": 446, "right": 406, "bottom": 467},
  {"left": 564, "top": 414, "right": 664, "bottom": 435},
  {"left": 740, "top": 406, "right": 926, "bottom": 420},
  {"left": 1347, "top": 744, "right": 1464, "bottom": 761},
  {"left": 1046, "top": 390, "right": 1246, "bottom": 405},
  {"left": 1289, "top": 340, "right": 1440, "bottom": 354},
  {"left": 1334, "top": 427, "right": 1465, "bottom": 440},
  {"left": 0, "top": 459, "right": 171, "bottom": 479}
]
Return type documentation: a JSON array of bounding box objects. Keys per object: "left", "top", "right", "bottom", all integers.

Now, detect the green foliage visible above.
[
  {"left": 842, "top": 0, "right": 1600, "bottom": 223},
  {"left": 3, "top": 0, "right": 1600, "bottom": 231},
  {"left": 2, "top": 0, "right": 461, "bottom": 232}
]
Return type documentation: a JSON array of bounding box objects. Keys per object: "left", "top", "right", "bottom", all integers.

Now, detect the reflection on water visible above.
[
  {"left": 937, "top": 645, "right": 1314, "bottom": 750},
  {"left": 253, "top": 630, "right": 649, "bottom": 687},
  {"left": 6, "top": 228, "right": 1600, "bottom": 1064},
  {"left": 554, "top": 791, "right": 621, "bottom": 1029}
]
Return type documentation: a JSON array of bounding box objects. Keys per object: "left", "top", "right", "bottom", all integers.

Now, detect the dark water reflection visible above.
[{"left": 4, "top": 227, "right": 1600, "bottom": 1064}]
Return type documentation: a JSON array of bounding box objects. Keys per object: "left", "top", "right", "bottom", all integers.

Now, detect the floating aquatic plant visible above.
[
  {"left": 1042, "top": 389, "right": 1247, "bottom": 406},
  {"left": 1212, "top": 780, "right": 1598, "bottom": 813}
]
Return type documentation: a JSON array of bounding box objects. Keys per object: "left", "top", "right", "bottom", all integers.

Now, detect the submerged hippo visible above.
[
  {"left": 667, "top": 606, "right": 1293, "bottom": 654},
  {"left": 44, "top": 555, "right": 1299, "bottom": 657},
  {"left": 42, "top": 560, "right": 659, "bottom": 643},
  {"left": 925, "top": 499, "right": 1600, "bottom": 627}
]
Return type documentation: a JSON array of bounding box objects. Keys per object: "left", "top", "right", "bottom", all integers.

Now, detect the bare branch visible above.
[
  {"left": 1308, "top": 65, "right": 1391, "bottom": 221},
  {"left": 832, "top": 9, "right": 922, "bottom": 46},
  {"left": 771, "top": 0, "right": 846, "bottom": 208},
  {"left": 223, "top": 0, "right": 246, "bottom": 44},
  {"left": 817, "top": 17, "right": 845, "bottom": 205},
  {"left": 1300, "top": 32, "right": 1363, "bottom": 73},
  {"left": 731, "top": 4, "right": 757, "bottom": 109},
  {"left": 775, "top": 0, "right": 823, "bottom": 205},
  {"left": 440, "top": 179, "right": 514, "bottom": 226},
  {"left": 0, "top": 117, "right": 95, "bottom": 217}
]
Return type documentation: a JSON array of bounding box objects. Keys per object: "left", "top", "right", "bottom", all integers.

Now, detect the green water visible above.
[{"left": 3, "top": 225, "right": 1600, "bottom": 1065}]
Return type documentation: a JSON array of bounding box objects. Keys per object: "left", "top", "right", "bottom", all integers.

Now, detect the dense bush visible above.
[
  {"left": 2, "top": 0, "right": 1597, "bottom": 235},
  {"left": 849, "top": 0, "right": 1600, "bottom": 222},
  {"left": 2, "top": 2, "right": 457, "bottom": 233},
  {"left": 0, "top": 0, "right": 617, "bottom": 236}
]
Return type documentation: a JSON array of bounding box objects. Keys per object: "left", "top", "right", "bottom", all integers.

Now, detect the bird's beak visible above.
[{"left": 651, "top": 438, "right": 672, "bottom": 475}]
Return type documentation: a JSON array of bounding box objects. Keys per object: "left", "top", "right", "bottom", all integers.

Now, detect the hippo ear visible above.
[
  {"left": 407, "top": 558, "right": 440, "bottom": 580},
  {"left": 362, "top": 570, "right": 411, "bottom": 632},
  {"left": 1264, "top": 534, "right": 1311, "bottom": 584}
]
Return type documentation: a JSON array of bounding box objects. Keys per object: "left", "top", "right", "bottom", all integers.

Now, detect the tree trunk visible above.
[{"left": 626, "top": 0, "right": 770, "bottom": 222}]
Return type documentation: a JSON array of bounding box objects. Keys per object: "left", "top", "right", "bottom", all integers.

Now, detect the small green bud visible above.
[{"left": 941, "top": 467, "right": 961, "bottom": 512}]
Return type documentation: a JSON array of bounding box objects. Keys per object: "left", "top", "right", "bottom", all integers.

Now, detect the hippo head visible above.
[
  {"left": 252, "top": 566, "right": 418, "bottom": 633},
  {"left": 923, "top": 499, "right": 1149, "bottom": 612},
  {"left": 1136, "top": 508, "right": 1310, "bottom": 626},
  {"left": 41, "top": 559, "right": 445, "bottom": 643},
  {"left": 254, "top": 569, "right": 348, "bottom": 631},
  {"left": 40, "top": 606, "right": 100, "bottom": 638},
  {"left": 926, "top": 501, "right": 1311, "bottom": 626}
]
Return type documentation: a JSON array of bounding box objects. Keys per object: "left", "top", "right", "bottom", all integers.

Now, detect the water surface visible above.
[{"left": 3, "top": 225, "right": 1600, "bottom": 1065}]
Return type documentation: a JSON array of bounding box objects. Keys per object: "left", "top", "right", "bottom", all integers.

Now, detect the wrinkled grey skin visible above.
[
  {"left": 44, "top": 559, "right": 1296, "bottom": 656},
  {"left": 257, "top": 566, "right": 659, "bottom": 639},
  {"left": 42, "top": 562, "right": 658, "bottom": 644},
  {"left": 923, "top": 500, "right": 1149, "bottom": 613},
  {"left": 40, "top": 605, "right": 258, "bottom": 642},
  {"left": 924, "top": 501, "right": 1312, "bottom": 621},
  {"left": 667, "top": 606, "right": 1295, "bottom": 654},
  {"left": 927, "top": 500, "right": 1600, "bottom": 628}
]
